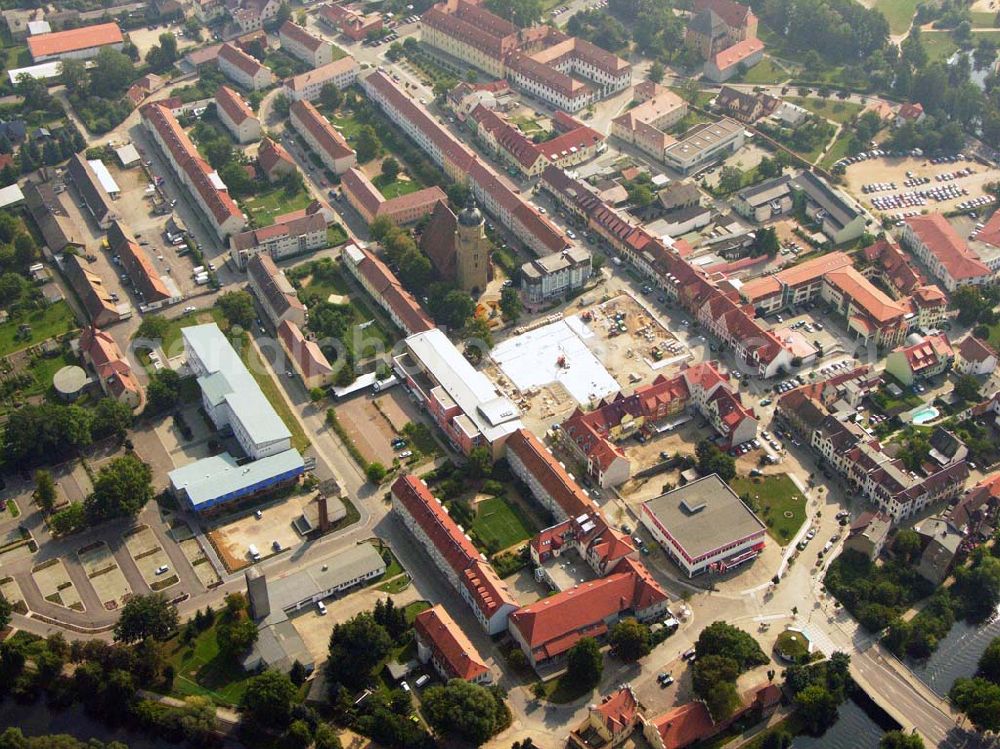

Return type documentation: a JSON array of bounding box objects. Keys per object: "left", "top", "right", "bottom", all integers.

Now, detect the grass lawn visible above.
[
  {"left": 6, "top": 499, "right": 19, "bottom": 518},
  {"left": 820, "top": 131, "right": 855, "bottom": 170},
  {"left": 875, "top": 0, "right": 920, "bottom": 34},
  {"left": 327, "top": 225, "right": 348, "bottom": 247},
  {"left": 373, "top": 174, "right": 422, "bottom": 199},
  {"left": 541, "top": 673, "right": 594, "bottom": 703},
  {"left": 378, "top": 574, "right": 411, "bottom": 593},
  {"left": 774, "top": 629, "right": 809, "bottom": 661},
  {"left": 729, "top": 474, "right": 806, "bottom": 544},
  {"left": 162, "top": 623, "right": 255, "bottom": 706},
  {"left": 469, "top": 495, "right": 536, "bottom": 552},
  {"left": 403, "top": 600, "right": 431, "bottom": 624},
  {"left": 788, "top": 97, "right": 863, "bottom": 124},
  {"left": 919, "top": 30, "right": 1000, "bottom": 62},
  {"left": 243, "top": 184, "right": 314, "bottom": 227},
  {"left": 0, "top": 302, "right": 77, "bottom": 358},
  {"left": 330, "top": 113, "right": 365, "bottom": 145},
  {"left": 739, "top": 56, "right": 790, "bottom": 85},
  {"left": 669, "top": 110, "right": 714, "bottom": 135}
]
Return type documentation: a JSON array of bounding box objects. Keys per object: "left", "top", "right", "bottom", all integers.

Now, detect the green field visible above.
[
  {"left": 163, "top": 622, "right": 255, "bottom": 706},
  {"left": 729, "top": 474, "right": 806, "bottom": 544},
  {"left": 330, "top": 113, "right": 366, "bottom": 148},
  {"left": 243, "top": 184, "right": 314, "bottom": 227},
  {"left": 470, "top": 496, "right": 536, "bottom": 552},
  {"left": 788, "top": 97, "right": 863, "bottom": 124},
  {"left": 739, "top": 56, "right": 790, "bottom": 85},
  {"left": 874, "top": 0, "right": 920, "bottom": 34},
  {"left": 373, "top": 173, "right": 423, "bottom": 199},
  {"left": 820, "top": 131, "right": 855, "bottom": 170},
  {"left": 0, "top": 302, "right": 77, "bottom": 358}
]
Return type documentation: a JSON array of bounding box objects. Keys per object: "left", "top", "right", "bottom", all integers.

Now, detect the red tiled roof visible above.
[
  {"left": 506, "top": 428, "right": 596, "bottom": 518},
  {"left": 593, "top": 687, "right": 639, "bottom": 736},
  {"left": 508, "top": 558, "right": 667, "bottom": 658},
  {"left": 711, "top": 37, "right": 764, "bottom": 69},
  {"left": 219, "top": 42, "right": 268, "bottom": 78},
  {"left": 351, "top": 244, "right": 434, "bottom": 334},
  {"left": 391, "top": 474, "right": 479, "bottom": 576},
  {"left": 958, "top": 335, "right": 996, "bottom": 364},
  {"left": 906, "top": 213, "right": 990, "bottom": 281},
  {"left": 462, "top": 559, "right": 518, "bottom": 621},
  {"left": 289, "top": 98, "right": 354, "bottom": 161},
  {"left": 692, "top": 0, "right": 755, "bottom": 28},
  {"left": 80, "top": 325, "right": 140, "bottom": 400},
  {"left": 413, "top": 605, "right": 489, "bottom": 682},
  {"left": 28, "top": 22, "right": 122, "bottom": 58},
  {"left": 898, "top": 333, "right": 953, "bottom": 373},
  {"left": 277, "top": 319, "right": 332, "bottom": 379},
  {"left": 215, "top": 85, "right": 255, "bottom": 126},
  {"left": 257, "top": 137, "right": 295, "bottom": 177},
  {"left": 977, "top": 208, "right": 1000, "bottom": 249},
  {"left": 649, "top": 702, "right": 718, "bottom": 749},
  {"left": 107, "top": 222, "right": 171, "bottom": 303},
  {"left": 898, "top": 102, "right": 924, "bottom": 120},
  {"left": 340, "top": 167, "right": 382, "bottom": 218},
  {"left": 279, "top": 20, "right": 324, "bottom": 52},
  {"left": 140, "top": 102, "right": 244, "bottom": 231}
]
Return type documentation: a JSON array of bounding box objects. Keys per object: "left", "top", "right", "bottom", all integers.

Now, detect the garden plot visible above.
[
  {"left": 170, "top": 522, "right": 220, "bottom": 589},
  {"left": 77, "top": 541, "right": 131, "bottom": 610},
  {"left": 31, "top": 558, "right": 84, "bottom": 611},
  {"left": 123, "top": 526, "right": 178, "bottom": 592}
]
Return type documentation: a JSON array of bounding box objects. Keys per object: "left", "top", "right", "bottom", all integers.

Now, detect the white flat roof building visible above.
[
  {"left": 87, "top": 159, "right": 119, "bottom": 195},
  {"left": 0, "top": 184, "right": 25, "bottom": 209},
  {"left": 490, "top": 317, "right": 619, "bottom": 405},
  {"left": 115, "top": 144, "right": 140, "bottom": 167},
  {"left": 183, "top": 323, "right": 292, "bottom": 460}
]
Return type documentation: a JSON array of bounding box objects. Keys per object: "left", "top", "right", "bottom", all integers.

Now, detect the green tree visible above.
[
  {"left": 136, "top": 314, "right": 170, "bottom": 340},
  {"left": 314, "top": 723, "right": 343, "bottom": 749},
  {"left": 795, "top": 684, "right": 839, "bottom": 734},
  {"left": 648, "top": 61, "right": 665, "bottom": 83},
  {"left": 366, "top": 461, "right": 387, "bottom": 483},
  {"left": 85, "top": 454, "right": 154, "bottom": 522},
  {"left": 273, "top": 93, "right": 291, "bottom": 118},
  {"left": 565, "top": 637, "right": 603, "bottom": 691},
  {"left": 751, "top": 227, "right": 780, "bottom": 257},
  {"left": 13, "top": 233, "right": 36, "bottom": 268},
  {"left": 319, "top": 83, "right": 344, "bottom": 112},
  {"left": 954, "top": 374, "right": 982, "bottom": 402},
  {"left": 381, "top": 157, "right": 400, "bottom": 182},
  {"left": 466, "top": 446, "right": 492, "bottom": 479},
  {"left": 60, "top": 58, "right": 89, "bottom": 94},
  {"left": 880, "top": 731, "right": 925, "bottom": 749},
  {"left": 761, "top": 731, "right": 792, "bottom": 749},
  {"left": 217, "top": 617, "right": 258, "bottom": 659},
  {"left": 91, "top": 398, "right": 133, "bottom": 441},
  {"left": 0, "top": 594, "right": 10, "bottom": 632},
  {"left": 32, "top": 469, "right": 57, "bottom": 514},
  {"left": 327, "top": 612, "right": 393, "bottom": 690},
  {"left": 718, "top": 166, "right": 744, "bottom": 194},
  {"left": 421, "top": 679, "right": 509, "bottom": 745},
  {"left": 356, "top": 125, "right": 381, "bottom": 162},
  {"left": 608, "top": 618, "right": 652, "bottom": 662},
  {"left": 178, "top": 696, "right": 217, "bottom": 746},
  {"left": 91, "top": 47, "right": 134, "bottom": 98},
  {"left": 500, "top": 286, "right": 522, "bottom": 322},
  {"left": 978, "top": 637, "right": 1000, "bottom": 683},
  {"left": 695, "top": 440, "right": 736, "bottom": 482},
  {"left": 692, "top": 654, "right": 741, "bottom": 719},
  {"left": 113, "top": 593, "right": 178, "bottom": 643},
  {"left": 484, "top": 0, "right": 542, "bottom": 26},
  {"left": 217, "top": 290, "right": 255, "bottom": 329},
  {"left": 434, "top": 289, "right": 476, "bottom": 329},
  {"left": 146, "top": 369, "right": 183, "bottom": 414},
  {"left": 696, "top": 621, "right": 768, "bottom": 668},
  {"left": 240, "top": 669, "right": 297, "bottom": 729},
  {"left": 950, "top": 677, "right": 1000, "bottom": 732},
  {"left": 893, "top": 528, "right": 923, "bottom": 563}
]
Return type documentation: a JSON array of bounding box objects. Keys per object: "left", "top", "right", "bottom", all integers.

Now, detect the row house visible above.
[
  {"left": 341, "top": 243, "right": 435, "bottom": 336},
  {"left": 340, "top": 167, "right": 445, "bottom": 226},
  {"left": 215, "top": 85, "right": 261, "bottom": 144},
  {"left": 361, "top": 70, "right": 569, "bottom": 256},
  {"left": 902, "top": 214, "right": 993, "bottom": 292},
  {"left": 246, "top": 253, "right": 307, "bottom": 328},
  {"left": 229, "top": 211, "right": 327, "bottom": 269},
  {"left": 391, "top": 475, "right": 518, "bottom": 634},
  {"left": 413, "top": 605, "right": 491, "bottom": 684},
  {"left": 505, "top": 427, "right": 597, "bottom": 522},
  {"left": 283, "top": 56, "right": 359, "bottom": 102},
  {"left": 140, "top": 102, "right": 246, "bottom": 241},
  {"left": 218, "top": 42, "right": 274, "bottom": 92},
  {"left": 289, "top": 98, "right": 356, "bottom": 174},
  {"left": 278, "top": 20, "right": 334, "bottom": 68}
]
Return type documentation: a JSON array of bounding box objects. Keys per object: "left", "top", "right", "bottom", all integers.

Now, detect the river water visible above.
[
  {"left": 790, "top": 694, "right": 895, "bottom": 749},
  {"left": 908, "top": 608, "right": 1000, "bottom": 697}
]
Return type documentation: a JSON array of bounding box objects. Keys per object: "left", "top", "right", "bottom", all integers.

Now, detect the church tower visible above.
[{"left": 455, "top": 196, "right": 490, "bottom": 295}]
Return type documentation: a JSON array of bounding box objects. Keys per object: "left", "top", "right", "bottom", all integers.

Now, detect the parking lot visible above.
[
  {"left": 333, "top": 388, "right": 422, "bottom": 467},
  {"left": 205, "top": 493, "right": 317, "bottom": 573},
  {"left": 840, "top": 153, "right": 1000, "bottom": 221},
  {"left": 123, "top": 525, "right": 178, "bottom": 592},
  {"left": 31, "top": 558, "right": 84, "bottom": 611},
  {"left": 77, "top": 541, "right": 132, "bottom": 611}
]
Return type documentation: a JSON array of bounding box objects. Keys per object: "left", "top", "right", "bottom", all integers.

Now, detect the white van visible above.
[
  {"left": 415, "top": 675, "right": 430, "bottom": 688},
  {"left": 316, "top": 600, "right": 327, "bottom": 615},
  {"left": 248, "top": 544, "right": 260, "bottom": 561}
]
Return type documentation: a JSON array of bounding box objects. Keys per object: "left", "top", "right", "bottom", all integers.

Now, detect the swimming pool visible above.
[{"left": 911, "top": 405, "right": 940, "bottom": 425}]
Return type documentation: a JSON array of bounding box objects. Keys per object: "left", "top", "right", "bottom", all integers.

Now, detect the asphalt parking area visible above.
[
  {"left": 205, "top": 494, "right": 313, "bottom": 573},
  {"left": 169, "top": 521, "right": 220, "bottom": 589},
  {"left": 123, "top": 526, "right": 178, "bottom": 592},
  {"left": 31, "top": 558, "right": 84, "bottom": 611},
  {"left": 77, "top": 541, "right": 132, "bottom": 611}
]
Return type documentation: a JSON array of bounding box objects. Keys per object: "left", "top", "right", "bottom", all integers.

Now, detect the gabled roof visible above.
[
  {"left": 279, "top": 20, "right": 325, "bottom": 52},
  {"left": 277, "top": 320, "right": 332, "bottom": 379},
  {"left": 711, "top": 38, "right": 765, "bottom": 70},
  {"left": 247, "top": 253, "right": 306, "bottom": 320},
  {"left": 905, "top": 213, "right": 990, "bottom": 281},
  {"left": 107, "top": 221, "right": 172, "bottom": 303},
  {"left": 28, "top": 22, "right": 122, "bottom": 58},
  {"left": 289, "top": 98, "right": 354, "bottom": 160},
  {"left": 413, "top": 605, "right": 489, "bottom": 682},
  {"left": 219, "top": 42, "right": 269, "bottom": 79},
  {"left": 692, "top": 0, "right": 755, "bottom": 28},
  {"left": 284, "top": 57, "right": 358, "bottom": 93},
  {"left": 391, "top": 474, "right": 479, "bottom": 576},
  {"left": 506, "top": 428, "right": 596, "bottom": 519},
  {"left": 958, "top": 335, "right": 997, "bottom": 364},
  {"left": 215, "top": 85, "right": 255, "bottom": 126},
  {"left": 257, "top": 137, "right": 295, "bottom": 177}
]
